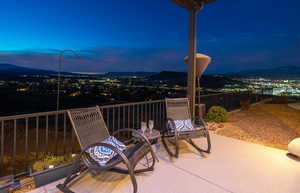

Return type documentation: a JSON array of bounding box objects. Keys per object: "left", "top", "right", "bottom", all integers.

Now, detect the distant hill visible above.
[
  {"left": 0, "top": 64, "right": 158, "bottom": 79},
  {"left": 227, "top": 66, "right": 300, "bottom": 78},
  {"left": 149, "top": 71, "right": 187, "bottom": 81},
  {"left": 149, "top": 71, "right": 241, "bottom": 88},
  {"left": 0, "top": 63, "right": 54, "bottom": 75},
  {"left": 0, "top": 64, "right": 157, "bottom": 78}
]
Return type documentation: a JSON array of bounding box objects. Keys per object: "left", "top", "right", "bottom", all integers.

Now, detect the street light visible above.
[{"left": 56, "top": 49, "right": 80, "bottom": 112}]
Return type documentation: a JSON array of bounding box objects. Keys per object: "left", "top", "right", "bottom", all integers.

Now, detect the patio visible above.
[{"left": 29, "top": 134, "right": 300, "bottom": 193}]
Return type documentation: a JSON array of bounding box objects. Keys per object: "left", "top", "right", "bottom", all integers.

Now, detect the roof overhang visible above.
[{"left": 171, "top": 0, "right": 216, "bottom": 11}]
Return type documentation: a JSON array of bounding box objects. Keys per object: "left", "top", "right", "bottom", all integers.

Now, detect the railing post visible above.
[
  {"left": 144, "top": 103, "right": 147, "bottom": 123},
  {"left": 25, "top": 118, "right": 29, "bottom": 169},
  {"left": 137, "top": 104, "right": 140, "bottom": 129},
  {"left": 112, "top": 107, "right": 115, "bottom": 132},
  {"left": 63, "top": 112, "right": 67, "bottom": 154},
  {"left": 159, "top": 102, "right": 162, "bottom": 128},
  {"left": 13, "top": 119, "right": 17, "bottom": 175},
  {"left": 55, "top": 113, "right": 58, "bottom": 155},
  {"left": 133, "top": 105, "right": 135, "bottom": 129},
  {"left": 0, "top": 121, "right": 4, "bottom": 170},
  {"left": 106, "top": 108, "right": 110, "bottom": 130},
  {"left": 123, "top": 106, "right": 126, "bottom": 129},
  {"left": 45, "top": 115, "right": 49, "bottom": 154},
  {"left": 127, "top": 106, "right": 130, "bottom": 137},
  {"left": 118, "top": 106, "right": 121, "bottom": 130},
  {"left": 36, "top": 117, "right": 39, "bottom": 160}
]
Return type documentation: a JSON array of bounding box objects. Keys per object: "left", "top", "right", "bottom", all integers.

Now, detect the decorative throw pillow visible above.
[
  {"left": 168, "top": 119, "right": 194, "bottom": 132},
  {"left": 86, "top": 136, "right": 126, "bottom": 166}
]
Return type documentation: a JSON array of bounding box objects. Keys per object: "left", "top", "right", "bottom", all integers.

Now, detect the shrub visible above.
[
  {"left": 33, "top": 154, "right": 76, "bottom": 172},
  {"left": 205, "top": 106, "right": 228, "bottom": 123}
]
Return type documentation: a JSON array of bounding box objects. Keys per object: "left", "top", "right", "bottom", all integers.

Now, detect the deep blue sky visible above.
[{"left": 0, "top": 0, "right": 299, "bottom": 73}]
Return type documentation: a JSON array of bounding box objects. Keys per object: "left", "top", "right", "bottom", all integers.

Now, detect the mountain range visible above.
[
  {"left": 0, "top": 64, "right": 155, "bottom": 77},
  {"left": 0, "top": 63, "right": 54, "bottom": 75},
  {"left": 226, "top": 66, "right": 300, "bottom": 78},
  {"left": 1, "top": 63, "right": 300, "bottom": 79}
]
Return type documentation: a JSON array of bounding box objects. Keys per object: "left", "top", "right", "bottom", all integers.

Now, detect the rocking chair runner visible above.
[
  {"left": 162, "top": 98, "right": 211, "bottom": 158},
  {"left": 57, "top": 106, "right": 158, "bottom": 193}
]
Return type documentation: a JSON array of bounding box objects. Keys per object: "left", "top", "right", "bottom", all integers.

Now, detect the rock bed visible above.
[{"left": 210, "top": 102, "right": 300, "bottom": 150}]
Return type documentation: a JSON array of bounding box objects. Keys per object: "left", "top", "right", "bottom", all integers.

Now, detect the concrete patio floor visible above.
[{"left": 29, "top": 134, "right": 300, "bottom": 193}]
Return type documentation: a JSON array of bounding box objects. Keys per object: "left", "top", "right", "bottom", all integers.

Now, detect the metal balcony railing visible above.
[
  {"left": 0, "top": 91, "right": 266, "bottom": 177},
  {"left": 0, "top": 99, "right": 166, "bottom": 177}
]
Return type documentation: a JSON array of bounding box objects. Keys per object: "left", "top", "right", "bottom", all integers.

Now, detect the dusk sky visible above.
[{"left": 0, "top": 0, "right": 299, "bottom": 73}]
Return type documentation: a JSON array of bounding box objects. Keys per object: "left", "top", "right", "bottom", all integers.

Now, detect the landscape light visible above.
[{"left": 288, "top": 138, "right": 300, "bottom": 158}]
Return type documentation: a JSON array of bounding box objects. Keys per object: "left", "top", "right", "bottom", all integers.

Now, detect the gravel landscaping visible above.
[{"left": 210, "top": 100, "right": 300, "bottom": 150}]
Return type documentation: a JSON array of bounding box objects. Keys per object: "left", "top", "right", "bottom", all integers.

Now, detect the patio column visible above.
[
  {"left": 187, "top": 8, "right": 198, "bottom": 118},
  {"left": 171, "top": 0, "right": 216, "bottom": 117}
]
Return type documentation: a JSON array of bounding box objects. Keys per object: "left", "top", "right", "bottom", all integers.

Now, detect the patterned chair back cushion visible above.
[
  {"left": 168, "top": 119, "right": 194, "bottom": 132},
  {"left": 86, "top": 136, "right": 126, "bottom": 166}
]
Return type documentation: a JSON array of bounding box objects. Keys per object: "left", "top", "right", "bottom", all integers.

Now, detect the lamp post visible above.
[
  {"left": 56, "top": 49, "right": 79, "bottom": 112},
  {"left": 54, "top": 49, "right": 80, "bottom": 154}
]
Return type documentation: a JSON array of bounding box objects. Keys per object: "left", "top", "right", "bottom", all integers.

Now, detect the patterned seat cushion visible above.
[
  {"left": 86, "top": 136, "right": 126, "bottom": 166},
  {"left": 168, "top": 119, "right": 194, "bottom": 132}
]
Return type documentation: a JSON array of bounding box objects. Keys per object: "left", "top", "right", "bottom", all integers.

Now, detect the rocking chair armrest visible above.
[
  {"left": 193, "top": 117, "right": 209, "bottom": 131},
  {"left": 113, "top": 129, "right": 159, "bottom": 162},
  {"left": 81, "top": 142, "right": 132, "bottom": 170}
]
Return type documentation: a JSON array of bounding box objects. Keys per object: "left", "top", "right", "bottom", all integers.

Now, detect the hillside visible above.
[{"left": 0, "top": 63, "right": 54, "bottom": 75}]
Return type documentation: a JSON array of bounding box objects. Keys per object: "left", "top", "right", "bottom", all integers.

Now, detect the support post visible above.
[{"left": 187, "top": 9, "right": 198, "bottom": 118}]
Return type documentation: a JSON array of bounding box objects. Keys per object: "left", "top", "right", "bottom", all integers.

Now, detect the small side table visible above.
[
  {"left": 133, "top": 129, "right": 161, "bottom": 144},
  {"left": 132, "top": 129, "right": 161, "bottom": 167}
]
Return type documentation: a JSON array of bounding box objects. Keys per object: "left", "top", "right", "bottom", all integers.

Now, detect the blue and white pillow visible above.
[
  {"left": 86, "top": 136, "right": 126, "bottom": 166},
  {"left": 168, "top": 119, "right": 194, "bottom": 132}
]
